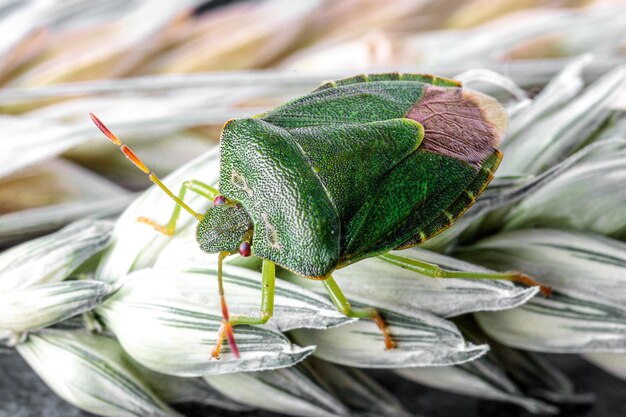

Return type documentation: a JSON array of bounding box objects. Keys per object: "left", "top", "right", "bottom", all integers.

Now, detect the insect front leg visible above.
[
  {"left": 138, "top": 179, "right": 219, "bottom": 235},
  {"left": 211, "top": 259, "right": 276, "bottom": 359},
  {"left": 322, "top": 276, "right": 397, "bottom": 350},
  {"left": 380, "top": 253, "right": 552, "bottom": 297}
]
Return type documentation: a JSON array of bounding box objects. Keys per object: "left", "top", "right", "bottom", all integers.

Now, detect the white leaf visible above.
[
  {"left": 204, "top": 363, "right": 349, "bottom": 417},
  {"left": 453, "top": 316, "right": 594, "bottom": 405},
  {"left": 307, "top": 359, "right": 411, "bottom": 417},
  {"left": 475, "top": 293, "right": 626, "bottom": 353},
  {"left": 290, "top": 306, "right": 487, "bottom": 368},
  {"left": 16, "top": 331, "right": 181, "bottom": 417},
  {"left": 423, "top": 138, "right": 626, "bottom": 249},
  {"left": 499, "top": 65, "right": 626, "bottom": 175},
  {"left": 459, "top": 229, "right": 626, "bottom": 352},
  {"left": 0, "top": 280, "right": 114, "bottom": 332},
  {"left": 396, "top": 361, "right": 557, "bottom": 414},
  {"left": 456, "top": 229, "right": 626, "bottom": 305},
  {"left": 505, "top": 54, "right": 590, "bottom": 141},
  {"left": 0, "top": 219, "right": 113, "bottom": 292},
  {"left": 96, "top": 265, "right": 342, "bottom": 375},
  {"left": 134, "top": 363, "right": 252, "bottom": 411},
  {"left": 284, "top": 247, "right": 537, "bottom": 319},
  {"left": 454, "top": 69, "right": 528, "bottom": 100},
  {"left": 502, "top": 144, "right": 626, "bottom": 239}
]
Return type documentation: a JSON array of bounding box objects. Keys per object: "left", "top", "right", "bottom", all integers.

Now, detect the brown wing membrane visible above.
[{"left": 406, "top": 86, "right": 507, "bottom": 167}]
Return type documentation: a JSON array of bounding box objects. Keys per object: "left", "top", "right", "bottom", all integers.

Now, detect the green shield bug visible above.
[{"left": 91, "top": 72, "right": 549, "bottom": 359}]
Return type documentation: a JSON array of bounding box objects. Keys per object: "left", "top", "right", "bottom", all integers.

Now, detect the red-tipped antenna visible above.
[
  {"left": 89, "top": 113, "right": 203, "bottom": 221},
  {"left": 91, "top": 113, "right": 240, "bottom": 356}
]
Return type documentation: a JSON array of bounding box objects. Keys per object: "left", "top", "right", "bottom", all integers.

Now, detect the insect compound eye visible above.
[
  {"left": 213, "top": 195, "right": 226, "bottom": 205},
  {"left": 238, "top": 241, "right": 251, "bottom": 257}
]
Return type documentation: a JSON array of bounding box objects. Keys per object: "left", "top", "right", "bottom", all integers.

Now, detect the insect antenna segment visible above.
[{"left": 89, "top": 113, "right": 204, "bottom": 222}]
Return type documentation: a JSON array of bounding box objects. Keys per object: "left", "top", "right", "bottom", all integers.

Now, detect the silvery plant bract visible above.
[{"left": 1, "top": 1, "right": 625, "bottom": 416}]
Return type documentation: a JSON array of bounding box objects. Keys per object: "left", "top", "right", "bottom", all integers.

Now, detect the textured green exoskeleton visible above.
[
  {"left": 216, "top": 73, "right": 505, "bottom": 277},
  {"left": 93, "top": 73, "right": 546, "bottom": 359}
]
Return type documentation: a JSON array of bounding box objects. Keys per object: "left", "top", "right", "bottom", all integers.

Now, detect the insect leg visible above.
[
  {"left": 212, "top": 252, "right": 239, "bottom": 359},
  {"left": 380, "top": 253, "right": 551, "bottom": 297},
  {"left": 211, "top": 259, "right": 276, "bottom": 358},
  {"left": 231, "top": 260, "right": 276, "bottom": 327},
  {"left": 137, "top": 179, "right": 219, "bottom": 235},
  {"left": 322, "top": 276, "right": 397, "bottom": 350}
]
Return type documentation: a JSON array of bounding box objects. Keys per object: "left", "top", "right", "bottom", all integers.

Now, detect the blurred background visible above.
[
  {"left": 1, "top": 0, "right": 625, "bottom": 247},
  {"left": 1, "top": 0, "right": 626, "bottom": 416}
]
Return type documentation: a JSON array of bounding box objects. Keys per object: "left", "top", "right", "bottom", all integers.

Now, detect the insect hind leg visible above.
[
  {"left": 322, "top": 276, "right": 396, "bottom": 350},
  {"left": 380, "top": 253, "right": 551, "bottom": 297}
]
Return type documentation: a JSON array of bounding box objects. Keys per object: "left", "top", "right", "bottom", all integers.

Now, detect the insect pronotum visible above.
[{"left": 91, "top": 72, "right": 549, "bottom": 359}]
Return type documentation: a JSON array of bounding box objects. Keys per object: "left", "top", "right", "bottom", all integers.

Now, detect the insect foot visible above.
[
  {"left": 370, "top": 309, "right": 397, "bottom": 350},
  {"left": 136, "top": 217, "right": 174, "bottom": 236},
  {"left": 211, "top": 321, "right": 239, "bottom": 359},
  {"left": 323, "top": 277, "right": 397, "bottom": 350},
  {"left": 512, "top": 272, "right": 552, "bottom": 297}
]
